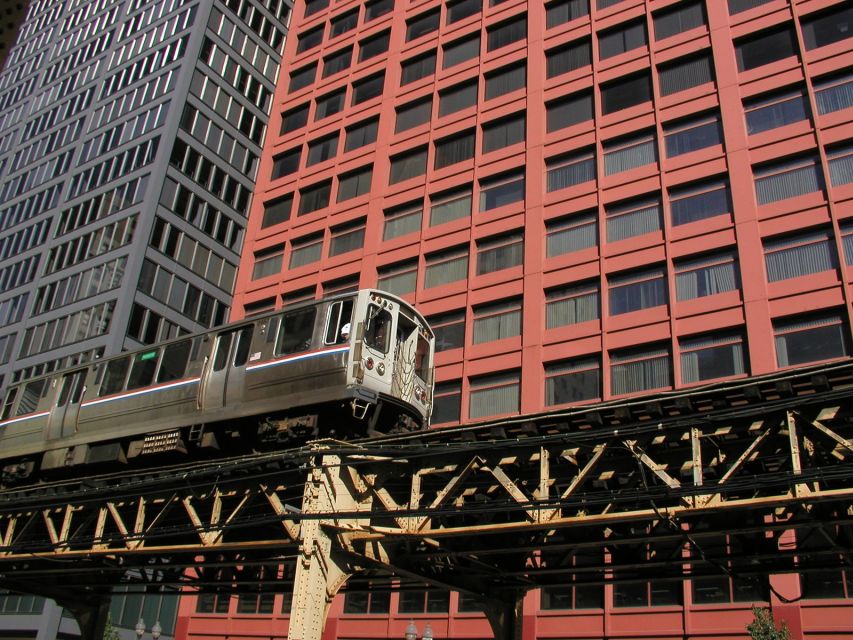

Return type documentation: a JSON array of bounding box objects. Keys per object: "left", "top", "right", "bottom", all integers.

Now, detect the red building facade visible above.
[{"left": 178, "top": 0, "right": 853, "bottom": 637}]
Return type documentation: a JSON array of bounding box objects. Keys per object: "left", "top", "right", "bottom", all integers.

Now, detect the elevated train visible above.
[{"left": 0, "top": 290, "right": 434, "bottom": 483}]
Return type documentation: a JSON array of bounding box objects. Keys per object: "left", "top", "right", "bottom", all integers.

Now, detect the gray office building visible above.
[{"left": 0, "top": 0, "right": 291, "bottom": 390}]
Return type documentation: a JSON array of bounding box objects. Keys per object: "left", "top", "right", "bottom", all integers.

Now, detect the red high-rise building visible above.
[{"left": 178, "top": 0, "right": 853, "bottom": 637}]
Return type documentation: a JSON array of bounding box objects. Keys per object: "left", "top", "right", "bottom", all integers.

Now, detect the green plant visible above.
[
  {"left": 103, "top": 613, "right": 122, "bottom": 640},
  {"left": 747, "top": 606, "right": 790, "bottom": 640}
]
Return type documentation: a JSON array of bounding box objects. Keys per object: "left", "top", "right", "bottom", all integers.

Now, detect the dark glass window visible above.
[
  {"left": 547, "top": 91, "right": 593, "bottom": 132},
  {"left": 774, "top": 313, "right": 850, "bottom": 367},
  {"left": 802, "top": 5, "right": 853, "bottom": 50},
  {"left": 407, "top": 9, "right": 440, "bottom": 41},
  {"left": 482, "top": 113, "right": 525, "bottom": 153},
  {"left": 663, "top": 114, "right": 722, "bottom": 157},
  {"left": 443, "top": 34, "right": 480, "bottom": 68},
  {"left": 389, "top": 147, "right": 428, "bottom": 183},
  {"left": 323, "top": 47, "right": 352, "bottom": 78},
  {"left": 447, "top": 0, "right": 481, "bottom": 24},
  {"left": 396, "top": 99, "right": 432, "bottom": 132},
  {"left": 345, "top": 118, "right": 379, "bottom": 151},
  {"left": 281, "top": 103, "right": 309, "bottom": 133},
  {"left": 815, "top": 72, "right": 853, "bottom": 115},
  {"left": 277, "top": 307, "right": 317, "bottom": 354},
  {"left": 289, "top": 63, "right": 316, "bottom": 92},
  {"left": 304, "top": 0, "right": 329, "bottom": 17},
  {"left": 473, "top": 299, "right": 522, "bottom": 344},
  {"left": 487, "top": 16, "right": 526, "bottom": 51},
  {"left": 352, "top": 73, "right": 385, "bottom": 104},
  {"left": 601, "top": 72, "right": 651, "bottom": 114},
  {"left": 252, "top": 245, "right": 283, "bottom": 280},
  {"left": 401, "top": 51, "right": 437, "bottom": 84},
  {"left": 485, "top": 63, "right": 525, "bottom": 100},
  {"left": 479, "top": 172, "right": 524, "bottom": 210},
  {"left": 754, "top": 156, "right": 824, "bottom": 205},
  {"left": 359, "top": 31, "right": 390, "bottom": 61},
  {"left": 298, "top": 181, "right": 332, "bottom": 214},
  {"left": 439, "top": 80, "right": 478, "bottom": 116},
  {"left": 271, "top": 148, "right": 300, "bottom": 179},
  {"left": 546, "top": 151, "right": 595, "bottom": 192},
  {"left": 546, "top": 0, "right": 589, "bottom": 29},
  {"left": 477, "top": 233, "right": 523, "bottom": 275},
  {"left": 315, "top": 90, "right": 345, "bottom": 120},
  {"left": 261, "top": 194, "right": 292, "bottom": 228},
  {"left": 383, "top": 203, "right": 423, "bottom": 240},
  {"left": 828, "top": 143, "right": 853, "bottom": 187},
  {"left": 728, "top": 0, "right": 772, "bottom": 14},
  {"left": 680, "top": 333, "right": 746, "bottom": 384},
  {"left": 745, "top": 88, "right": 809, "bottom": 134},
  {"left": 653, "top": 1, "right": 705, "bottom": 40},
  {"left": 546, "top": 38, "right": 591, "bottom": 78},
  {"left": 609, "top": 268, "right": 667, "bottom": 315},
  {"left": 430, "top": 187, "right": 472, "bottom": 226},
  {"left": 606, "top": 196, "right": 661, "bottom": 242},
  {"left": 545, "top": 281, "right": 598, "bottom": 327},
  {"left": 330, "top": 10, "right": 358, "bottom": 37},
  {"left": 290, "top": 234, "right": 323, "bottom": 268},
  {"left": 764, "top": 230, "right": 836, "bottom": 283},
  {"left": 343, "top": 586, "right": 390, "bottom": 614},
  {"left": 307, "top": 134, "right": 338, "bottom": 166},
  {"left": 469, "top": 371, "right": 519, "bottom": 418},
  {"left": 329, "top": 220, "right": 366, "bottom": 256},
  {"left": 297, "top": 26, "right": 324, "bottom": 53},
  {"left": 598, "top": 20, "right": 646, "bottom": 60},
  {"left": 365, "top": 0, "right": 393, "bottom": 21},
  {"left": 431, "top": 313, "right": 465, "bottom": 352},
  {"left": 610, "top": 345, "right": 672, "bottom": 395},
  {"left": 735, "top": 27, "right": 797, "bottom": 72},
  {"left": 399, "top": 590, "right": 450, "bottom": 614},
  {"left": 546, "top": 212, "right": 597, "bottom": 257},
  {"left": 435, "top": 130, "right": 475, "bottom": 169},
  {"left": 545, "top": 357, "right": 600, "bottom": 405},
  {"left": 669, "top": 180, "right": 731, "bottom": 226},
  {"left": 675, "top": 252, "right": 739, "bottom": 300},
  {"left": 337, "top": 167, "right": 372, "bottom": 201},
  {"left": 658, "top": 54, "right": 714, "bottom": 96},
  {"left": 433, "top": 381, "right": 462, "bottom": 423}
]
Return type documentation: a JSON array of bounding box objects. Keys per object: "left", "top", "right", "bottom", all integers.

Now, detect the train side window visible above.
[
  {"left": 127, "top": 350, "right": 159, "bottom": 390},
  {"left": 213, "top": 332, "right": 234, "bottom": 372},
  {"left": 100, "top": 357, "right": 131, "bottom": 396},
  {"left": 158, "top": 340, "right": 192, "bottom": 383},
  {"left": 277, "top": 307, "right": 317, "bottom": 354},
  {"left": 364, "top": 305, "right": 392, "bottom": 353},
  {"left": 325, "top": 300, "right": 354, "bottom": 344},
  {"left": 1, "top": 388, "right": 17, "bottom": 420},
  {"left": 265, "top": 317, "right": 281, "bottom": 344},
  {"left": 16, "top": 380, "right": 46, "bottom": 415},
  {"left": 190, "top": 336, "right": 204, "bottom": 361},
  {"left": 233, "top": 326, "right": 253, "bottom": 367}
]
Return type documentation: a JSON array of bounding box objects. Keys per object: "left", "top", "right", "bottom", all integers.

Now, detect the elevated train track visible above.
[{"left": 0, "top": 361, "right": 851, "bottom": 640}]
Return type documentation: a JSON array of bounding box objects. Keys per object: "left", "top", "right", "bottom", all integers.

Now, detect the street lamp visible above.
[
  {"left": 422, "top": 623, "right": 433, "bottom": 640},
  {"left": 135, "top": 618, "right": 162, "bottom": 640},
  {"left": 404, "top": 620, "right": 434, "bottom": 640}
]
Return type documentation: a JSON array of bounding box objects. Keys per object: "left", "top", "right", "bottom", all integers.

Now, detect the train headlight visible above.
[
  {"left": 365, "top": 357, "right": 374, "bottom": 370},
  {"left": 377, "top": 363, "right": 385, "bottom": 376}
]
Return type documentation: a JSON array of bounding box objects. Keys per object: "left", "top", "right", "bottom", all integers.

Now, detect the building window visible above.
[
  {"left": 407, "top": 9, "right": 440, "bottom": 41},
  {"left": 482, "top": 113, "right": 525, "bottom": 153},
  {"left": 430, "top": 187, "right": 472, "bottom": 226},
  {"left": 485, "top": 63, "right": 526, "bottom": 100},
  {"left": 612, "top": 543, "right": 681, "bottom": 606},
  {"left": 330, "top": 10, "right": 358, "bottom": 37},
  {"left": 304, "top": 0, "right": 329, "bottom": 17},
  {"left": 271, "top": 148, "right": 300, "bottom": 179},
  {"left": 546, "top": 151, "right": 595, "bottom": 192},
  {"left": 473, "top": 299, "right": 521, "bottom": 343},
  {"left": 487, "top": 16, "right": 526, "bottom": 51},
  {"left": 289, "top": 63, "right": 316, "bottom": 92},
  {"left": 343, "top": 587, "right": 390, "bottom": 614},
  {"left": 546, "top": 0, "right": 589, "bottom": 29},
  {"left": 399, "top": 590, "right": 450, "bottom": 614},
  {"left": 297, "top": 26, "right": 324, "bottom": 53},
  {"left": 681, "top": 333, "right": 746, "bottom": 384},
  {"left": 764, "top": 230, "right": 836, "bottom": 282},
  {"left": 281, "top": 103, "right": 309, "bottom": 133},
  {"left": 323, "top": 47, "right": 352, "bottom": 78},
  {"left": 798, "top": 527, "right": 853, "bottom": 599},
  {"left": 252, "top": 245, "right": 284, "bottom": 280},
  {"left": 261, "top": 194, "right": 292, "bottom": 228},
  {"left": 597, "top": 0, "right": 623, "bottom": 8},
  {"left": 196, "top": 593, "right": 230, "bottom": 614},
  {"left": 828, "top": 143, "right": 853, "bottom": 187},
  {"left": 814, "top": 72, "right": 853, "bottom": 115},
  {"left": 431, "top": 312, "right": 465, "bottom": 352},
  {"left": 434, "top": 130, "right": 476, "bottom": 169},
  {"left": 728, "top": 0, "right": 772, "bottom": 14},
  {"left": 443, "top": 35, "right": 480, "bottom": 68},
  {"left": 663, "top": 114, "right": 722, "bottom": 157},
  {"left": 377, "top": 260, "right": 418, "bottom": 295},
  {"left": 598, "top": 20, "right": 646, "bottom": 60},
  {"left": 802, "top": 5, "right": 853, "bottom": 50},
  {"left": 601, "top": 72, "right": 651, "bottom": 114},
  {"left": 329, "top": 220, "right": 365, "bottom": 257},
  {"left": 735, "top": 27, "right": 797, "bottom": 72},
  {"left": 433, "top": 381, "right": 462, "bottom": 423},
  {"left": 298, "top": 181, "right": 332, "bottom": 215},
  {"left": 389, "top": 147, "right": 428, "bottom": 184},
  {"left": 658, "top": 54, "right": 713, "bottom": 96},
  {"left": 383, "top": 203, "right": 422, "bottom": 240},
  {"left": 480, "top": 172, "right": 524, "bottom": 211},
  {"left": 692, "top": 533, "right": 769, "bottom": 604},
  {"left": 477, "top": 232, "right": 523, "bottom": 275},
  {"left": 307, "top": 134, "right": 338, "bottom": 166},
  {"left": 546, "top": 38, "right": 591, "bottom": 78},
  {"left": 439, "top": 80, "right": 478, "bottom": 116},
  {"left": 469, "top": 371, "right": 520, "bottom": 418},
  {"left": 841, "top": 222, "right": 853, "bottom": 265},
  {"left": 545, "top": 281, "right": 599, "bottom": 328},
  {"left": 323, "top": 277, "right": 358, "bottom": 296},
  {"left": 609, "top": 268, "right": 666, "bottom": 315},
  {"left": 611, "top": 345, "right": 672, "bottom": 395},
  {"left": 360, "top": 30, "right": 390, "bottom": 61},
  {"left": 396, "top": 98, "right": 433, "bottom": 133},
  {"left": 365, "top": 0, "right": 393, "bottom": 21},
  {"left": 545, "top": 357, "right": 600, "bottom": 406},
  {"left": 653, "top": 1, "right": 704, "bottom": 40},
  {"left": 546, "top": 212, "right": 597, "bottom": 258},
  {"left": 315, "top": 90, "right": 345, "bottom": 121},
  {"left": 345, "top": 118, "right": 379, "bottom": 151},
  {"left": 754, "top": 156, "right": 823, "bottom": 205},
  {"left": 606, "top": 197, "right": 661, "bottom": 242},
  {"left": 337, "top": 167, "right": 372, "bottom": 202},
  {"left": 669, "top": 180, "right": 730, "bottom": 226},
  {"left": 290, "top": 234, "right": 323, "bottom": 268},
  {"left": 744, "top": 88, "right": 809, "bottom": 135},
  {"left": 447, "top": 0, "right": 481, "bottom": 24},
  {"left": 604, "top": 132, "right": 657, "bottom": 174},
  {"left": 352, "top": 73, "right": 385, "bottom": 105},
  {"left": 675, "top": 252, "right": 739, "bottom": 301},
  {"left": 548, "top": 93, "right": 592, "bottom": 133},
  {"left": 424, "top": 247, "right": 469, "bottom": 288},
  {"left": 774, "top": 312, "right": 850, "bottom": 367},
  {"left": 401, "top": 51, "right": 437, "bottom": 84}
]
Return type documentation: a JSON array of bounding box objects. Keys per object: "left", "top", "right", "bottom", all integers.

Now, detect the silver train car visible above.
[{"left": 0, "top": 290, "right": 434, "bottom": 483}]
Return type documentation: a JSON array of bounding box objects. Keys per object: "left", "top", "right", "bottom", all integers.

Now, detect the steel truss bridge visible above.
[{"left": 0, "top": 362, "right": 851, "bottom": 640}]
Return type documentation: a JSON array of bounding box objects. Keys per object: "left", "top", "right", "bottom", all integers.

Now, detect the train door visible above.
[
  {"left": 200, "top": 324, "right": 253, "bottom": 410},
  {"left": 47, "top": 369, "right": 86, "bottom": 440},
  {"left": 360, "top": 302, "right": 395, "bottom": 393}
]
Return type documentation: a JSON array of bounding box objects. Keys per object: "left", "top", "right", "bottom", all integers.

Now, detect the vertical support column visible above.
[
  {"left": 479, "top": 591, "right": 527, "bottom": 640},
  {"left": 63, "top": 597, "right": 111, "bottom": 640}
]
